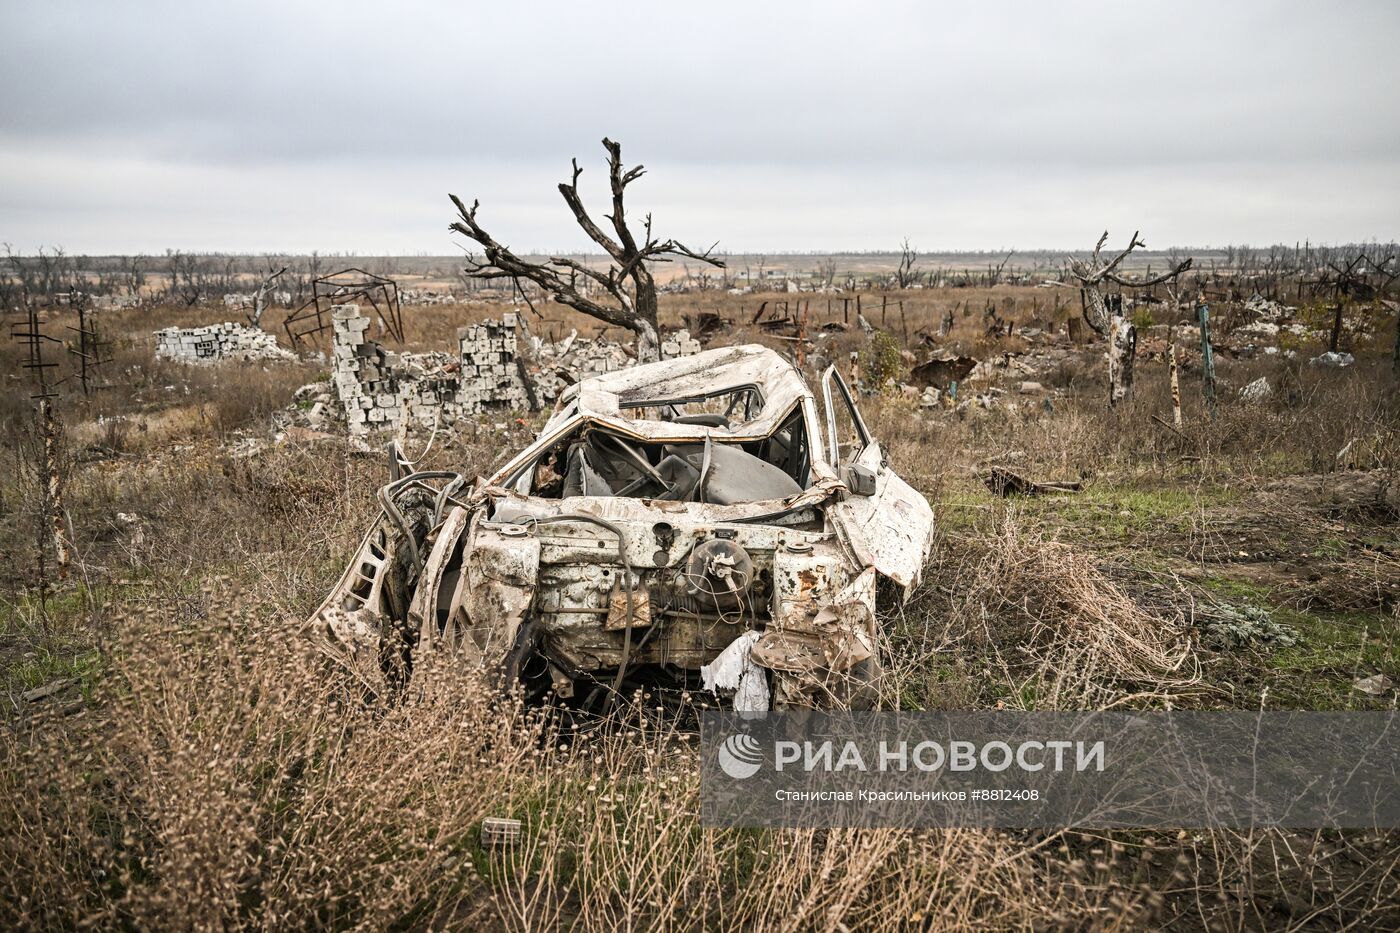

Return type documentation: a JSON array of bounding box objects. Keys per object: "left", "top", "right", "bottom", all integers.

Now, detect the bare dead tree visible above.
[
  {"left": 988, "top": 250, "right": 1014, "bottom": 286},
  {"left": 123, "top": 254, "right": 146, "bottom": 298},
  {"left": 895, "top": 238, "right": 919, "bottom": 289},
  {"left": 449, "top": 138, "right": 723, "bottom": 362},
  {"left": 1066, "top": 231, "right": 1192, "bottom": 405},
  {"left": 246, "top": 265, "right": 288, "bottom": 327},
  {"left": 166, "top": 250, "right": 205, "bottom": 307}
]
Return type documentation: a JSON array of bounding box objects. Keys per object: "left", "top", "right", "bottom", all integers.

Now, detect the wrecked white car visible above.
[{"left": 304, "top": 345, "right": 933, "bottom": 710}]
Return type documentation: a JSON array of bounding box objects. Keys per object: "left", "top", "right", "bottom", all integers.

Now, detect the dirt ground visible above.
[{"left": 1, "top": 271, "right": 1397, "bottom": 930}]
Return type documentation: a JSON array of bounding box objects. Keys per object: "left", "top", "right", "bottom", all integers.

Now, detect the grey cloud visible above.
[{"left": 1, "top": 0, "right": 1397, "bottom": 252}]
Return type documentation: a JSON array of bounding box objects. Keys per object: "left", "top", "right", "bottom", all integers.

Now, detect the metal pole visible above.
[{"left": 1198, "top": 294, "right": 1216, "bottom": 418}]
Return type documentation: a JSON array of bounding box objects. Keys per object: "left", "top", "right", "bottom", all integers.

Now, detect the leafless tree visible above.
[
  {"left": 1, "top": 243, "right": 23, "bottom": 309},
  {"left": 246, "top": 265, "right": 288, "bottom": 326},
  {"left": 716, "top": 251, "right": 733, "bottom": 289},
  {"left": 815, "top": 256, "right": 838, "bottom": 288},
  {"left": 449, "top": 138, "right": 722, "bottom": 362},
  {"left": 1067, "top": 231, "right": 1192, "bottom": 405},
  {"left": 988, "top": 250, "right": 1014, "bottom": 286},
  {"left": 122, "top": 254, "right": 146, "bottom": 297},
  {"left": 895, "top": 238, "right": 918, "bottom": 289}
]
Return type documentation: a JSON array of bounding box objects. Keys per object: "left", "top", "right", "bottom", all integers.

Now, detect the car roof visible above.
[{"left": 562, "top": 344, "right": 812, "bottom": 437}]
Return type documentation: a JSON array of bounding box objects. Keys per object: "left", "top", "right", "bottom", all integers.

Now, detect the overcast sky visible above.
[{"left": 2, "top": 0, "right": 1398, "bottom": 254}]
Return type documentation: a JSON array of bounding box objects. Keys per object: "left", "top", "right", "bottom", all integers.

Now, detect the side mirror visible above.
[{"left": 841, "top": 463, "right": 878, "bottom": 497}]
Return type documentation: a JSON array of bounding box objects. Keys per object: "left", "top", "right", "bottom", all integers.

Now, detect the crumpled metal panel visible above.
[
  {"left": 755, "top": 547, "right": 875, "bottom": 675},
  {"left": 559, "top": 345, "right": 811, "bottom": 438},
  {"left": 459, "top": 519, "right": 540, "bottom": 666},
  {"left": 701, "top": 630, "right": 770, "bottom": 711},
  {"left": 753, "top": 567, "right": 878, "bottom": 709},
  {"left": 409, "top": 506, "right": 472, "bottom": 661},
  {"left": 301, "top": 521, "right": 397, "bottom": 693},
  {"left": 827, "top": 465, "right": 934, "bottom": 592}
]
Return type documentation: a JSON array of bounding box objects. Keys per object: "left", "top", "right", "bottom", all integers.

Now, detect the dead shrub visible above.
[{"left": 902, "top": 512, "right": 1197, "bottom": 710}]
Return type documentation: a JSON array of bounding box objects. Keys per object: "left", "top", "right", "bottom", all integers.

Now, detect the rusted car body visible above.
[{"left": 303, "top": 345, "right": 933, "bottom": 710}]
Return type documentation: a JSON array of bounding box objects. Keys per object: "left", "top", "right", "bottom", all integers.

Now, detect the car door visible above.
[{"left": 820, "top": 365, "right": 934, "bottom": 592}]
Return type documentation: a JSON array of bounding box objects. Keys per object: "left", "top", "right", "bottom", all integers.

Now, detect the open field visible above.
[{"left": 1, "top": 257, "right": 1398, "bottom": 930}]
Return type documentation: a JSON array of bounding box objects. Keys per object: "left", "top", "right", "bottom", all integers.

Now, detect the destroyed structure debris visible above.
[
  {"left": 909, "top": 351, "right": 977, "bottom": 389},
  {"left": 983, "top": 467, "right": 1083, "bottom": 498},
  {"left": 329, "top": 304, "right": 701, "bottom": 435},
  {"left": 303, "top": 345, "right": 934, "bottom": 712},
  {"left": 155, "top": 322, "right": 297, "bottom": 364}
]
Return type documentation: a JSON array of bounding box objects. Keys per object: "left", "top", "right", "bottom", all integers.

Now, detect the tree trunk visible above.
[
  {"left": 1106, "top": 313, "right": 1136, "bottom": 405},
  {"left": 631, "top": 271, "right": 662, "bottom": 363},
  {"left": 1169, "top": 341, "right": 1183, "bottom": 426}
]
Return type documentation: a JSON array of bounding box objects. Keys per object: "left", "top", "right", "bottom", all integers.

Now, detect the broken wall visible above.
[
  {"left": 155, "top": 322, "right": 296, "bottom": 364},
  {"left": 332, "top": 305, "right": 476, "bottom": 433},
  {"left": 329, "top": 305, "right": 701, "bottom": 435},
  {"left": 458, "top": 316, "right": 530, "bottom": 411}
]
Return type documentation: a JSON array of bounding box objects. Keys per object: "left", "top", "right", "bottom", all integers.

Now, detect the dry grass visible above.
[
  {"left": 0, "top": 591, "right": 1170, "bottom": 931},
  {"left": 899, "top": 512, "right": 1198, "bottom": 711},
  {"left": 4, "top": 593, "right": 1394, "bottom": 930}
]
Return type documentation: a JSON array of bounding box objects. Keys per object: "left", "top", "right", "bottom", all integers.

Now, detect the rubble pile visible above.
[
  {"left": 329, "top": 305, "right": 702, "bottom": 435},
  {"left": 95, "top": 293, "right": 143, "bottom": 311},
  {"left": 332, "top": 305, "right": 479, "bottom": 432},
  {"left": 223, "top": 291, "right": 291, "bottom": 312},
  {"left": 155, "top": 322, "right": 297, "bottom": 364},
  {"left": 400, "top": 288, "right": 460, "bottom": 306}
]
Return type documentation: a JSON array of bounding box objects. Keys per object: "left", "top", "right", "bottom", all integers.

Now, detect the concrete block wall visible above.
[
  {"left": 154, "top": 322, "right": 295, "bottom": 364},
  {"left": 330, "top": 306, "right": 703, "bottom": 435},
  {"left": 457, "top": 312, "right": 530, "bottom": 411}
]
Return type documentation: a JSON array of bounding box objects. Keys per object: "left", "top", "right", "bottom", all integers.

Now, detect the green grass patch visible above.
[
  {"left": 1195, "top": 574, "right": 1276, "bottom": 603},
  {"left": 1016, "top": 483, "right": 1239, "bottom": 544},
  {"left": 1264, "top": 608, "right": 1398, "bottom": 709},
  {"left": 4, "top": 646, "right": 102, "bottom": 696}
]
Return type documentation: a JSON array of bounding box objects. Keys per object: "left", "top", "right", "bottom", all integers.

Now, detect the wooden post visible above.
[
  {"left": 1329, "top": 301, "right": 1344, "bottom": 353},
  {"left": 1168, "top": 332, "right": 1183, "bottom": 427},
  {"left": 1198, "top": 294, "right": 1217, "bottom": 418},
  {"left": 881, "top": 294, "right": 888, "bottom": 327},
  {"left": 72, "top": 292, "right": 92, "bottom": 396},
  {"left": 899, "top": 300, "right": 908, "bottom": 343},
  {"left": 38, "top": 399, "right": 69, "bottom": 581},
  {"left": 795, "top": 301, "right": 809, "bottom": 368}
]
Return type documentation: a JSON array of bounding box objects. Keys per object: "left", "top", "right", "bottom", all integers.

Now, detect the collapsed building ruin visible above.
[
  {"left": 329, "top": 304, "right": 701, "bottom": 434},
  {"left": 155, "top": 322, "right": 297, "bottom": 364}
]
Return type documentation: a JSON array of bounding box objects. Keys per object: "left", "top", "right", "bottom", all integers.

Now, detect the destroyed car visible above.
[{"left": 303, "top": 344, "right": 934, "bottom": 710}]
